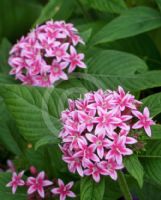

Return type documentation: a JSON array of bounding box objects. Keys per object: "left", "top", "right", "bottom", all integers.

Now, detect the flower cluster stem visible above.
[{"left": 118, "top": 171, "right": 132, "bottom": 200}]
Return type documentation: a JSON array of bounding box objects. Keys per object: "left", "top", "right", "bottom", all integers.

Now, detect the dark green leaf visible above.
[
  {"left": 0, "top": 38, "right": 11, "bottom": 74},
  {"left": 124, "top": 155, "right": 144, "bottom": 188},
  {"left": 80, "top": 0, "right": 127, "bottom": 14},
  {"left": 140, "top": 141, "right": 161, "bottom": 186},
  {"left": 35, "top": 135, "right": 60, "bottom": 150},
  {"left": 91, "top": 7, "right": 161, "bottom": 45},
  {"left": 80, "top": 177, "right": 105, "bottom": 200}
]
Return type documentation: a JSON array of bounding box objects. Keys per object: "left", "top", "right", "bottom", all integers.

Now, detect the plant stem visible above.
[{"left": 118, "top": 171, "right": 132, "bottom": 200}]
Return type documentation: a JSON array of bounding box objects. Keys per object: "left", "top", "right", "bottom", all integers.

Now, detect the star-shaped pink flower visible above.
[
  {"left": 27, "top": 171, "right": 53, "bottom": 198},
  {"left": 6, "top": 171, "right": 25, "bottom": 194},
  {"left": 132, "top": 107, "right": 155, "bottom": 137},
  {"left": 51, "top": 179, "right": 76, "bottom": 200}
]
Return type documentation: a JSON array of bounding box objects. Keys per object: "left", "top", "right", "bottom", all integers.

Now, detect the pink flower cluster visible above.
[
  {"left": 59, "top": 86, "right": 155, "bottom": 182},
  {"left": 6, "top": 169, "right": 76, "bottom": 200},
  {"left": 9, "top": 20, "right": 86, "bottom": 87}
]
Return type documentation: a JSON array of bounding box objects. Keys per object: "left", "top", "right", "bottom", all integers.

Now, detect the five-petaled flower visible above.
[
  {"left": 27, "top": 171, "right": 53, "bottom": 198},
  {"left": 132, "top": 107, "right": 155, "bottom": 137},
  {"left": 6, "top": 171, "right": 25, "bottom": 194},
  {"left": 51, "top": 179, "right": 76, "bottom": 200}
]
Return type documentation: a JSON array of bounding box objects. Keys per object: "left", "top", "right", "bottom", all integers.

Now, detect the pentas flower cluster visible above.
[
  {"left": 6, "top": 167, "right": 76, "bottom": 200},
  {"left": 59, "top": 86, "right": 155, "bottom": 182},
  {"left": 9, "top": 20, "right": 86, "bottom": 87}
]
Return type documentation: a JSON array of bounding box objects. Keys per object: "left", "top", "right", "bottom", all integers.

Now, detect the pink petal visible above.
[
  {"left": 12, "top": 185, "right": 17, "bottom": 194},
  {"left": 6, "top": 181, "right": 12, "bottom": 187},
  {"left": 51, "top": 188, "right": 60, "bottom": 194},
  {"left": 43, "top": 180, "right": 53, "bottom": 187},
  {"left": 60, "top": 194, "right": 66, "bottom": 200},
  {"left": 58, "top": 179, "right": 64, "bottom": 187},
  {"left": 67, "top": 191, "right": 76, "bottom": 198},
  {"left": 38, "top": 188, "right": 45, "bottom": 198},
  {"left": 132, "top": 110, "right": 143, "bottom": 119},
  {"left": 126, "top": 137, "right": 137, "bottom": 144},
  {"left": 86, "top": 134, "right": 96, "bottom": 143},
  {"left": 143, "top": 107, "right": 150, "bottom": 118},
  {"left": 132, "top": 121, "right": 143, "bottom": 129},
  {"left": 97, "top": 147, "right": 104, "bottom": 159},
  {"left": 144, "top": 126, "right": 152, "bottom": 137},
  {"left": 37, "top": 171, "right": 45, "bottom": 180},
  {"left": 93, "top": 173, "right": 100, "bottom": 183},
  {"left": 27, "top": 185, "right": 36, "bottom": 195},
  {"left": 66, "top": 181, "right": 74, "bottom": 190},
  {"left": 70, "top": 46, "right": 76, "bottom": 55}
]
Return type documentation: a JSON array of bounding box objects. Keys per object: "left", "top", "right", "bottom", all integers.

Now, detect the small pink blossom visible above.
[
  {"left": 65, "top": 46, "right": 86, "bottom": 73},
  {"left": 132, "top": 107, "right": 155, "bottom": 137},
  {"left": 6, "top": 171, "right": 25, "bottom": 194},
  {"left": 27, "top": 171, "right": 53, "bottom": 198},
  {"left": 51, "top": 179, "right": 76, "bottom": 200}
]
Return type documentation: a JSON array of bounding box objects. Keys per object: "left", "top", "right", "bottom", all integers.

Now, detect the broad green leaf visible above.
[
  {"left": 80, "top": 177, "right": 105, "bottom": 200},
  {"left": 140, "top": 141, "right": 161, "bottom": 186},
  {"left": 0, "top": 85, "right": 62, "bottom": 142},
  {"left": 101, "top": 34, "right": 161, "bottom": 70},
  {"left": 124, "top": 155, "right": 144, "bottom": 188},
  {"left": 142, "top": 92, "right": 161, "bottom": 117},
  {"left": 0, "top": 122, "right": 21, "bottom": 155},
  {"left": 155, "top": 0, "right": 161, "bottom": 11},
  {"left": 87, "top": 50, "right": 148, "bottom": 75},
  {"left": 80, "top": 0, "right": 127, "bottom": 14},
  {"left": 91, "top": 7, "right": 161, "bottom": 45},
  {"left": 103, "top": 177, "right": 121, "bottom": 200},
  {"left": 34, "top": 0, "right": 75, "bottom": 25},
  {"left": 82, "top": 71, "right": 161, "bottom": 92},
  {"left": 0, "top": 173, "right": 27, "bottom": 200},
  {"left": 0, "top": 38, "right": 11, "bottom": 74},
  {"left": 35, "top": 135, "right": 60, "bottom": 150},
  {"left": 0, "top": 73, "right": 16, "bottom": 84},
  {"left": 0, "top": 0, "right": 42, "bottom": 41}
]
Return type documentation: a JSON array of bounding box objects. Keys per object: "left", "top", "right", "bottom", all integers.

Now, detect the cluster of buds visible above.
[
  {"left": 9, "top": 20, "right": 86, "bottom": 87},
  {"left": 6, "top": 166, "right": 76, "bottom": 200},
  {"left": 59, "top": 86, "right": 155, "bottom": 182}
]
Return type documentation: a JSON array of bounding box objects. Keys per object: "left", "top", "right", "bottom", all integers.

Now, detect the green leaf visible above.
[
  {"left": 0, "top": 38, "right": 11, "bottom": 74},
  {"left": 155, "top": 0, "right": 161, "bottom": 11},
  {"left": 124, "top": 155, "right": 144, "bottom": 188},
  {"left": 0, "top": 173, "right": 27, "bottom": 200},
  {"left": 80, "top": 177, "right": 105, "bottom": 200},
  {"left": 0, "top": 0, "right": 42, "bottom": 41},
  {"left": 34, "top": 0, "right": 75, "bottom": 26},
  {"left": 80, "top": 0, "right": 127, "bottom": 14},
  {"left": 82, "top": 70, "right": 161, "bottom": 92},
  {"left": 87, "top": 50, "right": 148, "bottom": 75},
  {"left": 142, "top": 92, "right": 161, "bottom": 117},
  {"left": 0, "top": 85, "right": 62, "bottom": 142},
  {"left": 91, "top": 7, "right": 161, "bottom": 45},
  {"left": 140, "top": 141, "right": 161, "bottom": 186},
  {"left": 35, "top": 135, "right": 60, "bottom": 150}
]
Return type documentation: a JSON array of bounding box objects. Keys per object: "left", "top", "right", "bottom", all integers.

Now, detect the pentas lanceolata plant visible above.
[
  {"left": 59, "top": 86, "right": 155, "bottom": 182},
  {"left": 6, "top": 166, "right": 76, "bottom": 200},
  {"left": 8, "top": 20, "right": 86, "bottom": 87}
]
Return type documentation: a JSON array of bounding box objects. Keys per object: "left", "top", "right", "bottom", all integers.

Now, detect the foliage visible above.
[{"left": 1, "top": 0, "right": 161, "bottom": 199}]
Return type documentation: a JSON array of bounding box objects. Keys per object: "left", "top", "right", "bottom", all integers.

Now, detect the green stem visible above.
[{"left": 118, "top": 171, "right": 132, "bottom": 200}]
